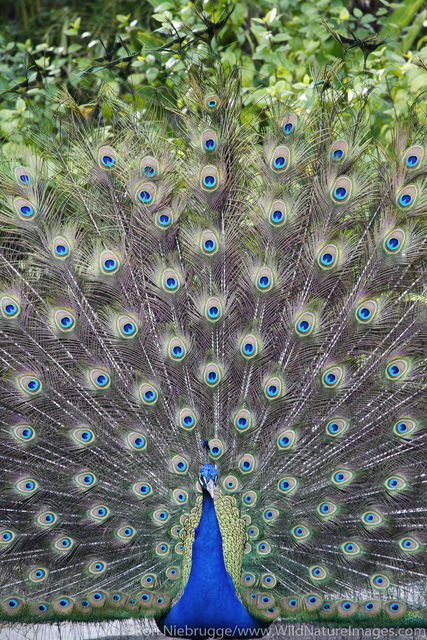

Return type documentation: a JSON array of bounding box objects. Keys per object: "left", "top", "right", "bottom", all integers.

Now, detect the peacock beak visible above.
[{"left": 205, "top": 478, "right": 216, "bottom": 499}]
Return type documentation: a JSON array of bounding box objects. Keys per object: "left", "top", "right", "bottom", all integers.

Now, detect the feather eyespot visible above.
[
  {"left": 393, "top": 418, "right": 417, "bottom": 438},
  {"left": 141, "top": 156, "right": 159, "bottom": 178},
  {"left": 385, "top": 358, "right": 409, "bottom": 380},
  {"left": 97, "top": 145, "right": 117, "bottom": 170},
  {"left": 172, "top": 455, "right": 189, "bottom": 474},
  {"left": 15, "top": 166, "right": 33, "bottom": 185},
  {"left": 270, "top": 146, "right": 290, "bottom": 172},
  {"left": 263, "top": 508, "right": 279, "bottom": 522},
  {"left": 28, "top": 568, "right": 48, "bottom": 583},
  {"left": 71, "top": 427, "right": 95, "bottom": 446},
  {"left": 14, "top": 197, "right": 36, "bottom": 221},
  {"left": 331, "top": 469, "right": 354, "bottom": 486},
  {"left": 116, "top": 525, "right": 136, "bottom": 541},
  {"left": 362, "top": 600, "right": 381, "bottom": 615},
  {"left": 341, "top": 541, "right": 362, "bottom": 557},
  {"left": 1, "top": 295, "right": 21, "bottom": 319},
  {"left": 247, "top": 525, "right": 259, "bottom": 538},
  {"left": 116, "top": 314, "right": 138, "bottom": 338},
  {"left": 331, "top": 176, "right": 352, "bottom": 203},
  {"left": 155, "top": 207, "right": 174, "bottom": 229},
  {"left": 53, "top": 309, "right": 76, "bottom": 332},
  {"left": 153, "top": 509, "right": 170, "bottom": 524},
  {"left": 127, "top": 431, "right": 147, "bottom": 451},
  {"left": 208, "top": 438, "right": 224, "bottom": 459},
  {"left": 267, "top": 200, "right": 287, "bottom": 227},
  {"left": 88, "top": 505, "right": 110, "bottom": 521},
  {"left": 242, "top": 490, "right": 257, "bottom": 506},
  {"left": 141, "top": 574, "right": 156, "bottom": 588},
  {"left": 168, "top": 336, "right": 187, "bottom": 362},
  {"left": 321, "top": 365, "right": 344, "bottom": 388},
  {"left": 132, "top": 482, "right": 153, "bottom": 499},
  {"left": 0, "top": 530, "right": 15, "bottom": 545},
  {"left": 278, "top": 476, "right": 298, "bottom": 495},
  {"left": 281, "top": 114, "right": 297, "bottom": 136},
  {"left": 74, "top": 472, "right": 97, "bottom": 490},
  {"left": 173, "top": 489, "right": 188, "bottom": 504},
  {"left": 52, "top": 236, "right": 71, "bottom": 259},
  {"left": 277, "top": 429, "right": 297, "bottom": 451},
  {"left": 17, "top": 374, "right": 42, "bottom": 395},
  {"left": 138, "top": 382, "right": 158, "bottom": 405},
  {"left": 240, "top": 333, "right": 259, "bottom": 359},
  {"left": 200, "top": 229, "right": 219, "bottom": 255},
  {"left": 155, "top": 542, "right": 170, "bottom": 556},
  {"left": 200, "top": 165, "right": 219, "bottom": 191},
  {"left": 355, "top": 299, "right": 378, "bottom": 324},
  {"left": 204, "top": 94, "right": 220, "bottom": 110},
  {"left": 53, "top": 536, "right": 74, "bottom": 552},
  {"left": 385, "top": 601, "right": 406, "bottom": 619},
  {"left": 398, "top": 537, "right": 420, "bottom": 552},
  {"left": 361, "top": 510, "right": 383, "bottom": 527},
  {"left": 88, "top": 591, "right": 107, "bottom": 607},
  {"left": 317, "top": 501, "right": 338, "bottom": 518},
  {"left": 383, "top": 228, "right": 406, "bottom": 254},
  {"left": 396, "top": 184, "right": 417, "bottom": 209},
  {"left": 203, "top": 362, "right": 222, "bottom": 387},
  {"left": 99, "top": 250, "right": 120, "bottom": 275},
  {"left": 330, "top": 140, "right": 348, "bottom": 164},
  {"left": 204, "top": 296, "right": 223, "bottom": 322},
  {"left": 233, "top": 408, "right": 252, "bottom": 432},
  {"left": 256, "top": 541, "right": 271, "bottom": 555},
  {"left": 317, "top": 243, "right": 339, "bottom": 269},
  {"left": 12, "top": 424, "right": 35, "bottom": 443},
  {"left": 295, "top": 311, "right": 316, "bottom": 336},
  {"left": 238, "top": 454, "right": 255, "bottom": 474},
  {"left": 325, "top": 417, "right": 348, "bottom": 437},
  {"left": 32, "top": 602, "right": 50, "bottom": 616},
  {"left": 309, "top": 566, "right": 328, "bottom": 581},
  {"left": 161, "top": 268, "right": 180, "bottom": 293},
  {"left": 16, "top": 478, "right": 38, "bottom": 494},
  {"left": 89, "top": 368, "right": 111, "bottom": 390},
  {"left": 135, "top": 181, "right": 157, "bottom": 205},
  {"left": 242, "top": 572, "right": 256, "bottom": 587},
  {"left": 201, "top": 129, "right": 218, "bottom": 152},
  {"left": 255, "top": 266, "right": 274, "bottom": 292},
  {"left": 223, "top": 475, "right": 239, "bottom": 492},
  {"left": 402, "top": 145, "right": 423, "bottom": 170},
  {"left": 384, "top": 475, "right": 407, "bottom": 492},
  {"left": 283, "top": 597, "right": 301, "bottom": 612},
  {"left": 264, "top": 376, "right": 283, "bottom": 400},
  {"left": 179, "top": 408, "right": 197, "bottom": 431},
  {"left": 37, "top": 511, "right": 57, "bottom": 527},
  {"left": 3, "top": 597, "right": 24, "bottom": 615},
  {"left": 166, "top": 566, "right": 180, "bottom": 580},
  {"left": 337, "top": 600, "right": 357, "bottom": 616},
  {"left": 88, "top": 560, "right": 106, "bottom": 575},
  {"left": 370, "top": 574, "right": 390, "bottom": 590}
]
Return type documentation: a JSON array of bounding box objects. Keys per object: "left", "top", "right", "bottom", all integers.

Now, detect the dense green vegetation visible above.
[{"left": 0, "top": 0, "right": 426, "bottom": 154}]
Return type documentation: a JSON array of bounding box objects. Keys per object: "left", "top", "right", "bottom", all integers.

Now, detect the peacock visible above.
[{"left": 0, "top": 56, "right": 426, "bottom": 640}]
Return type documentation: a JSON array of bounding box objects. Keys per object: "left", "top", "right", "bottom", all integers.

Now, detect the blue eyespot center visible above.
[
  {"left": 138, "top": 190, "right": 152, "bottom": 203},
  {"left": 396, "top": 422, "right": 407, "bottom": 433},
  {"left": 272, "top": 209, "right": 284, "bottom": 222},
  {"left": 298, "top": 320, "right": 310, "bottom": 332},
  {"left": 20, "top": 205, "right": 33, "bottom": 217},
  {"left": 388, "top": 364, "right": 400, "bottom": 377},
  {"left": 123, "top": 323, "right": 135, "bottom": 335},
  {"left": 102, "top": 155, "right": 114, "bottom": 167},
  {"left": 273, "top": 156, "right": 286, "bottom": 169},
  {"left": 103, "top": 259, "right": 117, "bottom": 271},
  {"left": 267, "top": 384, "right": 277, "bottom": 396},
  {"left": 238, "top": 417, "right": 247, "bottom": 427},
  {"left": 27, "top": 379, "right": 39, "bottom": 391},
  {"left": 243, "top": 343, "right": 254, "bottom": 354},
  {"left": 183, "top": 416, "right": 193, "bottom": 426},
  {"left": 19, "top": 174, "right": 31, "bottom": 184},
  {"left": 96, "top": 374, "right": 108, "bottom": 386},
  {"left": 321, "top": 252, "right": 333, "bottom": 265},
  {"left": 283, "top": 123, "right": 293, "bottom": 135},
  {"left": 343, "top": 601, "right": 351, "bottom": 610},
  {"left": 280, "top": 436, "right": 290, "bottom": 446},
  {"left": 144, "top": 390, "right": 155, "bottom": 401},
  {"left": 281, "top": 480, "right": 290, "bottom": 489},
  {"left": 166, "top": 277, "right": 177, "bottom": 289},
  {"left": 172, "top": 346, "right": 183, "bottom": 356},
  {"left": 334, "top": 186, "right": 347, "bottom": 200},
  {"left": 143, "top": 166, "right": 155, "bottom": 177},
  {"left": 208, "top": 100, "right": 217, "bottom": 108},
  {"left": 208, "top": 306, "right": 219, "bottom": 317},
  {"left": 308, "top": 597, "right": 316, "bottom": 604},
  {"left": 345, "top": 543, "right": 353, "bottom": 552},
  {"left": 335, "top": 472, "right": 344, "bottom": 481},
  {"left": 203, "top": 175, "right": 217, "bottom": 188},
  {"left": 399, "top": 193, "right": 412, "bottom": 207},
  {"left": 207, "top": 371, "right": 218, "bottom": 382},
  {"left": 204, "top": 139, "right": 215, "bottom": 151},
  {"left": 365, "top": 603, "right": 373, "bottom": 610},
  {"left": 358, "top": 307, "right": 371, "bottom": 319},
  {"left": 325, "top": 373, "right": 336, "bottom": 384},
  {"left": 60, "top": 316, "right": 72, "bottom": 327},
  {"left": 5, "top": 304, "right": 17, "bottom": 315},
  {"left": 332, "top": 149, "right": 343, "bottom": 161},
  {"left": 55, "top": 244, "right": 68, "bottom": 256},
  {"left": 387, "top": 237, "right": 399, "bottom": 250},
  {"left": 203, "top": 239, "right": 215, "bottom": 252},
  {"left": 159, "top": 214, "right": 170, "bottom": 225},
  {"left": 320, "top": 503, "right": 329, "bottom": 513},
  {"left": 406, "top": 155, "right": 418, "bottom": 167}
]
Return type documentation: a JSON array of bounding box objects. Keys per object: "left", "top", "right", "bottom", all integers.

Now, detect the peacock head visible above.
[{"left": 199, "top": 463, "right": 218, "bottom": 498}]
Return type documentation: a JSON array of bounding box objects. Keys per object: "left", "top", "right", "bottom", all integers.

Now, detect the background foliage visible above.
[{"left": 0, "top": 0, "right": 426, "bottom": 154}]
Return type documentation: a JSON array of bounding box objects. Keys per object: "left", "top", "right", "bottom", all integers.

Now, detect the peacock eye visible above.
[
  {"left": 277, "top": 429, "right": 297, "bottom": 451},
  {"left": 1, "top": 295, "right": 21, "bottom": 319}
]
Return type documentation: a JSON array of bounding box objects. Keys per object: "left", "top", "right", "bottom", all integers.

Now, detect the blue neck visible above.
[{"left": 159, "top": 491, "right": 265, "bottom": 639}]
